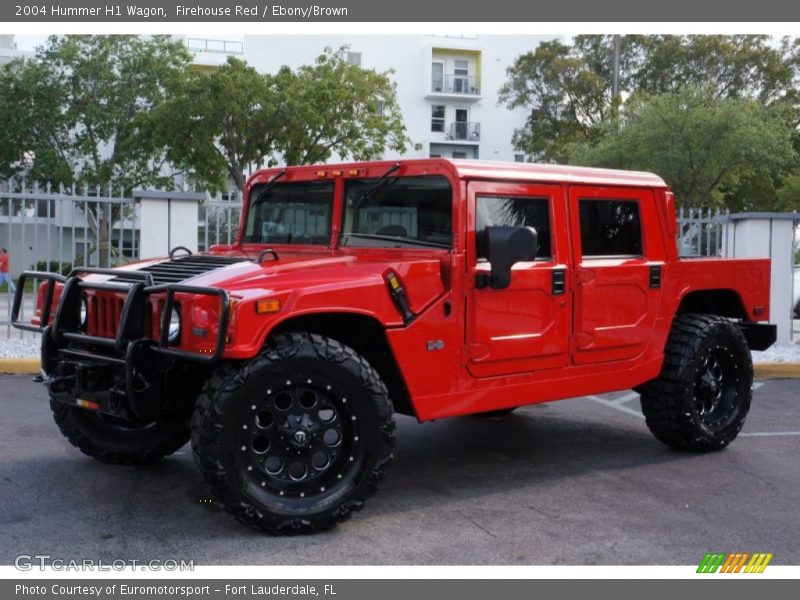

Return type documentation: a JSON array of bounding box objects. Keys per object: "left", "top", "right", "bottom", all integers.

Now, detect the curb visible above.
[
  {"left": 2, "top": 357, "right": 800, "bottom": 378},
  {"left": 753, "top": 363, "right": 800, "bottom": 380},
  {"left": 0, "top": 358, "right": 40, "bottom": 375}
]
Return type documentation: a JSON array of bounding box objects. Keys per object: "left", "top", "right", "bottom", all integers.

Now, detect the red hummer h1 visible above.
[{"left": 13, "top": 159, "right": 775, "bottom": 533}]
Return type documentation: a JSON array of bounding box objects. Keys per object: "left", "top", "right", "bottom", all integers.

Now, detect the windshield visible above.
[
  {"left": 243, "top": 180, "right": 334, "bottom": 245},
  {"left": 341, "top": 176, "right": 452, "bottom": 249}
]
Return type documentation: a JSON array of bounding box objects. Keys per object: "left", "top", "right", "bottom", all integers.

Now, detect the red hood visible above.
[{"left": 121, "top": 249, "right": 447, "bottom": 314}]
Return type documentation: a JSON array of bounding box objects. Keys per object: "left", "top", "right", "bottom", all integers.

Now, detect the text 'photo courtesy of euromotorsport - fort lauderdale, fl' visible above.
[
  {"left": 15, "top": 585, "right": 326, "bottom": 597},
  {"left": 1, "top": 0, "right": 800, "bottom": 598}
]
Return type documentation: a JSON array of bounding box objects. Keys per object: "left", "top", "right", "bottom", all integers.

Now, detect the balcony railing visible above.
[
  {"left": 187, "top": 38, "right": 244, "bottom": 55},
  {"left": 448, "top": 122, "right": 481, "bottom": 141},
  {"left": 431, "top": 74, "right": 480, "bottom": 95}
]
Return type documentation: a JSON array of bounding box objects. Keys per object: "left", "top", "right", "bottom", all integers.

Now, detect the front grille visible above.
[
  {"left": 115, "top": 255, "right": 247, "bottom": 286},
  {"left": 90, "top": 295, "right": 124, "bottom": 338}
]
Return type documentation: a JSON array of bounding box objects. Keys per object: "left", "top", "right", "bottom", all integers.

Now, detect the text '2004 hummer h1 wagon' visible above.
[{"left": 13, "top": 159, "right": 776, "bottom": 534}]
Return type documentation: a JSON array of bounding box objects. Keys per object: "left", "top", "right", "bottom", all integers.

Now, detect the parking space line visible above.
[
  {"left": 741, "top": 431, "right": 800, "bottom": 437},
  {"left": 610, "top": 392, "right": 640, "bottom": 405},
  {"left": 584, "top": 395, "right": 645, "bottom": 419}
]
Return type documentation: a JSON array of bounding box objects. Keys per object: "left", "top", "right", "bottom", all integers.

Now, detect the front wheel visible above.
[
  {"left": 191, "top": 333, "right": 395, "bottom": 534},
  {"left": 640, "top": 314, "right": 753, "bottom": 452},
  {"left": 51, "top": 398, "right": 190, "bottom": 465}
]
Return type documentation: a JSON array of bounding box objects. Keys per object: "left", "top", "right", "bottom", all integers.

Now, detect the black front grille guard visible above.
[{"left": 11, "top": 268, "right": 230, "bottom": 365}]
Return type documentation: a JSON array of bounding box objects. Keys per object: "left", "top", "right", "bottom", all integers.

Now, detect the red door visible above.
[
  {"left": 466, "top": 182, "right": 572, "bottom": 377},
  {"left": 568, "top": 186, "right": 664, "bottom": 365}
]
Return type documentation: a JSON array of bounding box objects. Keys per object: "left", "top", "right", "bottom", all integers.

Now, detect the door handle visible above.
[
  {"left": 551, "top": 269, "right": 566, "bottom": 295},
  {"left": 649, "top": 265, "right": 662, "bottom": 289}
]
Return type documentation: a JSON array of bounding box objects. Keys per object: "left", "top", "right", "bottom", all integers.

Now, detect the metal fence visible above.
[
  {"left": 1, "top": 182, "right": 244, "bottom": 338},
  {"left": 198, "top": 192, "right": 242, "bottom": 251},
  {"left": 676, "top": 207, "right": 727, "bottom": 257},
  {"left": 1, "top": 181, "right": 139, "bottom": 338}
]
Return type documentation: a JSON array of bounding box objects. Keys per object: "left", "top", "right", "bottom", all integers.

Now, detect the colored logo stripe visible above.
[
  {"left": 697, "top": 552, "right": 773, "bottom": 573},
  {"left": 745, "top": 553, "right": 773, "bottom": 573},
  {"left": 697, "top": 553, "right": 726, "bottom": 573}
]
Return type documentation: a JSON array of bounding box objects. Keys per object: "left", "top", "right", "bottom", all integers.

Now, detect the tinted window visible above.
[
  {"left": 342, "top": 176, "right": 452, "bottom": 248},
  {"left": 475, "top": 196, "right": 551, "bottom": 260},
  {"left": 243, "top": 181, "right": 333, "bottom": 245},
  {"left": 579, "top": 199, "right": 642, "bottom": 256}
]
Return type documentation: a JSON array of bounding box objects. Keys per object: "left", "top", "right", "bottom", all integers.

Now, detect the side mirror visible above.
[{"left": 479, "top": 226, "right": 538, "bottom": 289}]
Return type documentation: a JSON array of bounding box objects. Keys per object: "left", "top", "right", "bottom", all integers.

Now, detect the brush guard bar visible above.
[{"left": 11, "top": 267, "right": 231, "bottom": 365}]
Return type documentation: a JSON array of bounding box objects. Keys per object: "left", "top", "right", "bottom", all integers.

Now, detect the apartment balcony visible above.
[
  {"left": 447, "top": 122, "right": 481, "bottom": 142},
  {"left": 186, "top": 38, "right": 244, "bottom": 55},
  {"left": 427, "top": 74, "right": 481, "bottom": 99},
  {"left": 186, "top": 38, "right": 244, "bottom": 71}
]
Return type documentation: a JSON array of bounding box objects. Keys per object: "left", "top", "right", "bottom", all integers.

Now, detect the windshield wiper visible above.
[
  {"left": 253, "top": 169, "right": 287, "bottom": 204},
  {"left": 342, "top": 233, "right": 449, "bottom": 249},
  {"left": 355, "top": 163, "right": 401, "bottom": 209}
]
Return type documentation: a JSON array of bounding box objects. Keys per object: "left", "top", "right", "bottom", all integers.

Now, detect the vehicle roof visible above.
[
  {"left": 446, "top": 159, "right": 667, "bottom": 188},
  {"left": 249, "top": 158, "right": 668, "bottom": 189}
]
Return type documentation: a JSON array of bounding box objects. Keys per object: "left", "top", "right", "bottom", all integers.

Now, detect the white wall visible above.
[
  {"left": 723, "top": 217, "right": 797, "bottom": 345},
  {"left": 242, "top": 34, "right": 559, "bottom": 164},
  {"left": 138, "top": 196, "right": 201, "bottom": 259}
]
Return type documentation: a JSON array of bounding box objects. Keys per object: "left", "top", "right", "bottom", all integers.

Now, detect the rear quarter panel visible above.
[{"left": 662, "top": 258, "right": 771, "bottom": 322}]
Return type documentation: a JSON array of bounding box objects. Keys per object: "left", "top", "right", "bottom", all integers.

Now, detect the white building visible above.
[
  {"left": 0, "top": 35, "right": 34, "bottom": 65},
  {"left": 188, "top": 34, "right": 560, "bottom": 163}
]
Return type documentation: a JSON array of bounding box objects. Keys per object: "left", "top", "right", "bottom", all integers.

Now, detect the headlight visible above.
[
  {"left": 80, "top": 295, "right": 88, "bottom": 329},
  {"left": 166, "top": 305, "right": 181, "bottom": 343}
]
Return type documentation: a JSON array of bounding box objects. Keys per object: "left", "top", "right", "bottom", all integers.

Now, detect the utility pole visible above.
[{"left": 611, "top": 34, "right": 621, "bottom": 100}]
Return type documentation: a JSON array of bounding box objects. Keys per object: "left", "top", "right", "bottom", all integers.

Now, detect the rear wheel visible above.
[
  {"left": 191, "top": 333, "right": 395, "bottom": 534},
  {"left": 50, "top": 398, "right": 190, "bottom": 465},
  {"left": 640, "top": 314, "right": 753, "bottom": 452}
]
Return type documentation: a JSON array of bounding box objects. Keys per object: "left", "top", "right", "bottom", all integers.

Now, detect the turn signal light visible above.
[{"left": 255, "top": 299, "right": 281, "bottom": 314}]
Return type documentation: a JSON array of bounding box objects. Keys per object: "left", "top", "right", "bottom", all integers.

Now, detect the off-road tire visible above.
[
  {"left": 640, "top": 313, "right": 753, "bottom": 452},
  {"left": 191, "top": 333, "right": 395, "bottom": 534},
  {"left": 50, "top": 398, "right": 190, "bottom": 465}
]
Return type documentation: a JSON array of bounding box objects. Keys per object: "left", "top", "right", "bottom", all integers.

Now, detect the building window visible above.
[
  {"left": 431, "top": 61, "right": 444, "bottom": 91},
  {"left": 452, "top": 151, "right": 468, "bottom": 159},
  {"left": 373, "top": 100, "right": 385, "bottom": 117},
  {"left": 347, "top": 52, "right": 362, "bottom": 66},
  {"left": 431, "top": 105, "right": 445, "bottom": 132},
  {"left": 430, "top": 153, "right": 443, "bottom": 158},
  {"left": 453, "top": 59, "right": 469, "bottom": 93},
  {"left": 514, "top": 154, "right": 525, "bottom": 163},
  {"left": 578, "top": 199, "right": 642, "bottom": 256}
]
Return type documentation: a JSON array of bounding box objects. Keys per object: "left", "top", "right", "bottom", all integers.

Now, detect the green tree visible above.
[
  {"left": 498, "top": 40, "right": 611, "bottom": 162},
  {"left": 0, "top": 35, "right": 192, "bottom": 265},
  {"left": 159, "top": 56, "right": 283, "bottom": 193},
  {"left": 164, "top": 47, "right": 412, "bottom": 192},
  {"left": 569, "top": 87, "right": 798, "bottom": 209},
  {"left": 275, "top": 47, "right": 410, "bottom": 167},
  {"left": 632, "top": 35, "right": 795, "bottom": 105},
  {"left": 501, "top": 35, "right": 800, "bottom": 166}
]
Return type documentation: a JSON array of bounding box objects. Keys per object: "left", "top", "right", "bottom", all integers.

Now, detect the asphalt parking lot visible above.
[{"left": 1, "top": 375, "right": 798, "bottom": 565}]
